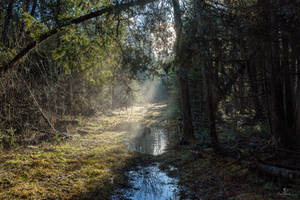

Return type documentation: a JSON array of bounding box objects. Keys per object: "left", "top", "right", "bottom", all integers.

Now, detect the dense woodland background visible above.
[{"left": 1, "top": 0, "right": 300, "bottom": 156}]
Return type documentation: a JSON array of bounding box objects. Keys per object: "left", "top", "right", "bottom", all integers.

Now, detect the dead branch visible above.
[
  {"left": 24, "top": 81, "right": 70, "bottom": 138},
  {"left": 257, "top": 160, "right": 300, "bottom": 180}
]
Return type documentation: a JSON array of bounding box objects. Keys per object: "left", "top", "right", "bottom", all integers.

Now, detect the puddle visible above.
[
  {"left": 112, "top": 163, "right": 179, "bottom": 200},
  {"left": 127, "top": 128, "right": 170, "bottom": 155},
  {"left": 113, "top": 126, "right": 180, "bottom": 200}
]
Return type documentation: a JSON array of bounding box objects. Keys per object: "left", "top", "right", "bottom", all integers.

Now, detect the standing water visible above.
[
  {"left": 127, "top": 128, "right": 169, "bottom": 155},
  {"left": 112, "top": 126, "right": 180, "bottom": 200}
]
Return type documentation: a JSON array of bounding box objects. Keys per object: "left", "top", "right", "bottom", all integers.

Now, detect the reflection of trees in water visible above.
[
  {"left": 114, "top": 126, "right": 179, "bottom": 200},
  {"left": 113, "top": 164, "right": 179, "bottom": 200},
  {"left": 128, "top": 164, "right": 179, "bottom": 200},
  {"left": 128, "top": 128, "right": 168, "bottom": 155}
]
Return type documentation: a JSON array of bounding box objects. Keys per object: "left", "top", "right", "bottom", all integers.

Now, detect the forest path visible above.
[
  {"left": 0, "top": 103, "right": 177, "bottom": 200},
  {"left": 1, "top": 104, "right": 289, "bottom": 200},
  {"left": 111, "top": 103, "right": 180, "bottom": 200}
]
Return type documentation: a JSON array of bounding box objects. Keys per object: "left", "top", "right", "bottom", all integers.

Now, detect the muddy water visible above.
[{"left": 112, "top": 127, "right": 180, "bottom": 200}]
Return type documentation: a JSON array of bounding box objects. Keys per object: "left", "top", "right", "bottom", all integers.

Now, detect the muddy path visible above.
[
  {"left": 111, "top": 103, "right": 181, "bottom": 200},
  {"left": 110, "top": 104, "right": 300, "bottom": 200},
  {"left": 0, "top": 103, "right": 179, "bottom": 200},
  {"left": 2, "top": 103, "right": 291, "bottom": 200}
]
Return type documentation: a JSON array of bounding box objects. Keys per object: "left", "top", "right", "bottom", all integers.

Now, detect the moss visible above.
[
  {"left": 2, "top": 103, "right": 295, "bottom": 200},
  {"left": 0, "top": 108, "right": 143, "bottom": 200},
  {"left": 157, "top": 141, "right": 300, "bottom": 200}
]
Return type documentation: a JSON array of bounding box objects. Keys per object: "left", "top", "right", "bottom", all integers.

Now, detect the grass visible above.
[
  {"left": 0, "top": 108, "right": 145, "bottom": 200},
  {"left": 156, "top": 124, "right": 300, "bottom": 200},
  {"left": 2, "top": 102, "right": 299, "bottom": 200}
]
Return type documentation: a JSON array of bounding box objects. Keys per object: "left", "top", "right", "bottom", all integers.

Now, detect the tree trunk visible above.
[
  {"left": 172, "top": 0, "right": 194, "bottom": 141},
  {"left": 295, "top": 82, "right": 300, "bottom": 147},
  {"left": 247, "top": 61, "right": 262, "bottom": 119},
  {"left": 111, "top": 80, "right": 115, "bottom": 109},
  {"left": 292, "top": 34, "right": 300, "bottom": 147},
  {"left": 1, "top": 0, "right": 15, "bottom": 46},
  {"left": 178, "top": 68, "right": 194, "bottom": 140},
  {"left": 30, "top": 0, "right": 38, "bottom": 17},
  {"left": 264, "top": 0, "right": 298, "bottom": 148},
  {"left": 203, "top": 64, "right": 219, "bottom": 151}
]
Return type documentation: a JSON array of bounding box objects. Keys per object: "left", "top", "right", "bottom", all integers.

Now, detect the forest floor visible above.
[
  {"left": 0, "top": 105, "right": 150, "bottom": 200},
  {"left": 0, "top": 103, "right": 299, "bottom": 199}
]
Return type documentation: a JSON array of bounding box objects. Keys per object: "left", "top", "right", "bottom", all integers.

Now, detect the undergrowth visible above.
[
  {"left": 0, "top": 108, "right": 144, "bottom": 200},
  {"left": 157, "top": 121, "right": 300, "bottom": 200}
]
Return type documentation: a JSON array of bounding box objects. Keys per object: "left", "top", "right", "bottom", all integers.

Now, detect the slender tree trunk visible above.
[
  {"left": 295, "top": 76, "right": 300, "bottom": 147},
  {"left": 247, "top": 61, "right": 262, "bottom": 119},
  {"left": 2, "top": 0, "right": 15, "bottom": 46},
  {"left": 55, "top": 0, "right": 61, "bottom": 25},
  {"left": 282, "top": 37, "right": 296, "bottom": 145},
  {"left": 30, "top": 0, "right": 38, "bottom": 17},
  {"left": 292, "top": 34, "right": 300, "bottom": 147},
  {"left": 203, "top": 63, "right": 219, "bottom": 151},
  {"left": 111, "top": 80, "right": 115, "bottom": 109},
  {"left": 25, "top": 0, "right": 31, "bottom": 12},
  {"left": 178, "top": 68, "right": 194, "bottom": 140},
  {"left": 269, "top": 32, "right": 288, "bottom": 146}
]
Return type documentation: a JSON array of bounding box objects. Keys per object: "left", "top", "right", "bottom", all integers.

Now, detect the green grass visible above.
[
  {"left": 156, "top": 123, "right": 300, "bottom": 200},
  {"left": 3, "top": 103, "right": 292, "bottom": 200},
  {"left": 0, "top": 110, "right": 142, "bottom": 200}
]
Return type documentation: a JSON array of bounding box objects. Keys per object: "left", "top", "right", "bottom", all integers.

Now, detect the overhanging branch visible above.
[{"left": 1, "top": 0, "right": 158, "bottom": 73}]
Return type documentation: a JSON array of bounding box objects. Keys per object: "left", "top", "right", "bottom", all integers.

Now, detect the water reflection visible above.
[
  {"left": 112, "top": 126, "right": 180, "bottom": 200},
  {"left": 112, "top": 163, "right": 179, "bottom": 200},
  {"left": 127, "top": 128, "right": 169, "bottom": 155}
]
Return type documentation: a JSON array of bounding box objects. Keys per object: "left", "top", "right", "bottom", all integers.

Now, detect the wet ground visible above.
[
  {"left": 127, "top": 127, "right": 170, "bottom": 155},
  {"left": 112, "top": 163, "right": 179, "bottom": 200},
  {"left": 112, "top": 121, "right": 180, "bottom": 200}
]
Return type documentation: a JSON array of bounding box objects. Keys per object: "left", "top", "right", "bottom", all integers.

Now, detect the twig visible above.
[{"left": 20, "top": 76, "right": 70, "bottom": 138}]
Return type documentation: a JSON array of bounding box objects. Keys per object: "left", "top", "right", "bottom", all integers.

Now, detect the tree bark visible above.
[
  {"left": 1, "top": 0, "right": 15, "bottom": 46},
  {"left": 292, "top": 34, "right": 300, "bottom": 147},
  {"left": 172, "top": 0, "right": 194, "bottom": 141},
  {"left": 178, "top": 68, "right": 194, "bottom": 140},
  {"left": 30, "top": 0, "right": 37, "bottom": 17},
  {"left": 247, "top": 60, "right": 262, "bottom": 119},
  {"left": 264, "top": 0, "right": 299, "bottom": 148},
  {"left": 202, "top": 63, "right": 219, "bottom": 151}
]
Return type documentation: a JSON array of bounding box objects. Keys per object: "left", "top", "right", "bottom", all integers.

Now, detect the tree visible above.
[
  {"left": 1, "top": 0, "right": 159, "bottom": 73},
  {"left": 171, "top": 0, "right": 194, "bottom": 142},
  {"left": 1, "top": 0, "right": 15, "bottom": 46}
]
